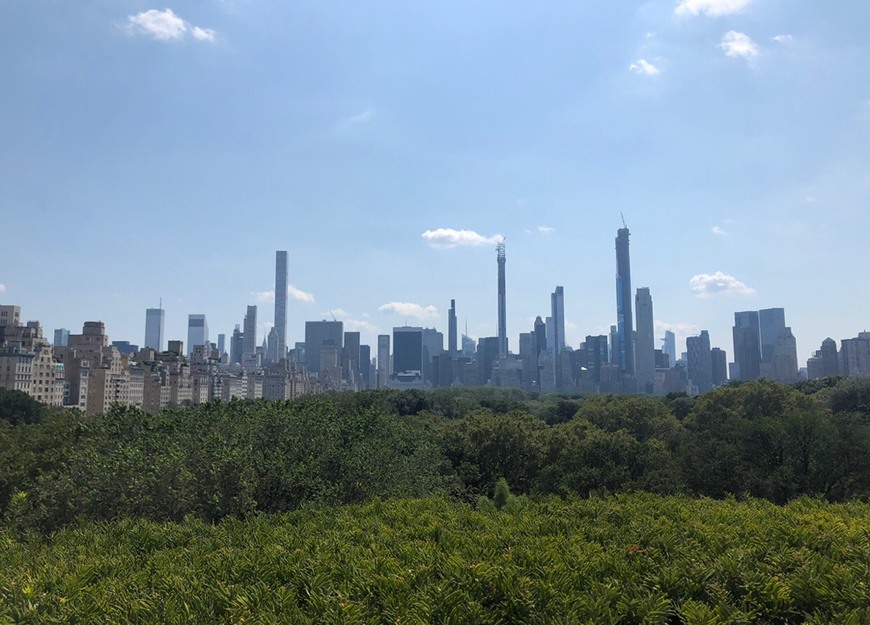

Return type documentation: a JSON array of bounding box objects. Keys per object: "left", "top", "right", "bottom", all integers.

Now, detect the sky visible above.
[{"left": 1, "top": 0, "right": 869, "bottom": 365}]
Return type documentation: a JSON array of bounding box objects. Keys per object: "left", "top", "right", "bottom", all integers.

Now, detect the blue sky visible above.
[{"left": 1, "top": 0, "right": 868, "bottom": 364}]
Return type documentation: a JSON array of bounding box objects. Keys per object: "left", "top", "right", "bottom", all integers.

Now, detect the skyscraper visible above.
[
  {"left": 274, "top": 250, "right": 288, "bottom": 361},
  {"left": 304, "top": 320, "right": 343, "bottom": 374},
  {"left": 687, "top": 330, "right": 712, "bottom": 395},
  {"left": 662, "top": 330, "right": 676, "bottom": 369},
  {"left": 635, "top": 287, "right": 655, "bottom": 394},
  {"left": 448, "top": 299, "right": 457, "bottom": 356},
  {"left": 496, "top": 240, "right": 507, "bottom": 357},
  {"left": 53, "top": 328, "right": 70, "bottom": 347},
  {"left": 758, "top": 307, "right": 786, "bottom": 363},
  {"left": 615, "top": 226, "right": 635, "bottom": 375},
  {"left": 377, "top": 334, "right": 390, "bottom": 388},
  {"left": 243, "top": 305, "right": 257, "bottom": 359},
  {"left": 393, "top": 326, "right": 423, "bottom": 375},
  {"left": 551, "top": 286, "right": 565, "bottom": 355},
  {"left": 145, "top": 307, "right": 165, "bottom": 352},
  {"left": 187, "top": 314, "right": 208, "bottom": 358},
  {"left": 732, "top": 311, "right": 761, "bottom": 381}
]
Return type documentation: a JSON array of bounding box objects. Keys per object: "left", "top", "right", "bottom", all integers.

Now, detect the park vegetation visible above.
[{"left": 1, "top": 378, "right": 870, "bottom": 622}]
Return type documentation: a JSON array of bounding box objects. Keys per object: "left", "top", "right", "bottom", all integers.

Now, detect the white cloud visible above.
[
  {"left": 378, "top": 302, "right": 439, "bottom": 321},
  {"left": 712, "top": 226, "right": 727, "bottom": 236},
  {"left": 336, "top": 109, "right": 375, "bottom": 131},
  {"left": 690, "top": 272, "right": 756, "bottom": 297},
  {"left": 191, "top": 26, "right": 216, "bottom": 42},
  {"left": 675, "top": 0, "right": 752, "bottom": 16},
  {"left": 720, "top": 31, "right": 758, "bottom": 59},
  {"left": 288, "top": 285, "right": 315, "bottom": 303},
  {"left": 344, "top": 319, "right": 380, "bottom": 335},
  {"left": 125, "top": 9, "right": 215, "bottom": 43},
  {"left": 772, "top": 34, "right": 793, "bottom": 45},
  {"left": 537, "top": 225, "right": 555, "bottom": 234},
  {"left": 0, "top": 284, "right": 5, "bottom": 293},
  {"left": 421, "top": 228, "right": 502, "bottom": 249},
  {"left": 629, "top": 59, "right": 661, "bottom": 76},
  {"left": 253, "top": 285, "right": 315, "bottom": 304}
]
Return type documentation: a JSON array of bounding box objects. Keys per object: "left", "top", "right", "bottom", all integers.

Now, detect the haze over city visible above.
[{"left": 2, "top": 0, "right": 868, "bottom": 364}]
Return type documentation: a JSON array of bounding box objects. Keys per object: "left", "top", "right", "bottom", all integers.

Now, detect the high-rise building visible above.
[
  {"left": 534, "top": 316, "right": 546, "bottom": 363},
  {"left": 584, "top": 335, "right": 609, "bottom": 386},
  {"left": 687, "top": 331, "right": 712, "bottom": 395},
  {"left": 496, "top": 241, "right": 507, "bottom": 357},
  {"left": 615, "top": 226, "right": 635, "bottom": 375},
  {"left": 266, "top": 327, "right": 279, "bottom": 363},
  {"left": 274, "top": 251, "right": 288, "bottom": 360},
  {"left": 841, "top": 333, "right": 870, "bottom": 378},
  {"left": 343, "top": 331, "right": 361, "bottom": 385},
  {"left": 53, "top": 328, "right": 70, "bottom": 347},
  {"left": 662, "top": 330, "right": 676, "bottom": 369},
  {"left": 393, "top": 327, "right": 423, "bottom": 375},
  {"left": 0, "top": 305, "right": 21, "bottom": 328},
  {"left": 609, "top": 325, "right": 619, "bottom": 364},
  {"left": 217, "top": 333, "right": 226, "bottom": 357},
  {"left": 243, "top": 306, "right": 257, "bottom": 359},
  {"left": 711, "top": 347, "right": 728, "bottom": 386},
  {"left": 187, "top": 314, "right": 208, "bottom": 358},
  {"left": 230, "top": 325, "right": 243, "bottom": 364},
  {"left": 144, "top": 308, "right": 165, "bottom": 352},
  {"left": 758, "top": 308, "right": 786, "bottom": 363},
  {"left": 550, "top": 286, "right": 565, "bottom": 355},
  {"left": 359, "top": 344, "right": 372, "bottom": 390},
  {"left": 448, "top": 299, "right": 457, "bottom": 356},
  {"left": 807, "top": 338, "right": 839, "bottom": 380},
  {"left": 304, "top": 320, "right": 343, "bottom": 374},
  {"left": 732, "top": 311, "right": 761, "bottom": 381},
  {"left": 635, "top": 287, "right": 655, "bottom": 394},
  {"left": 377, "top": 334, "right": 390, "bottom": 388}
]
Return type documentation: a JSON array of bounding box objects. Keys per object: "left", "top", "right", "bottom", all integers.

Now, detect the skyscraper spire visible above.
[{"left": 496, "top": 240, "right": 507, "bottom": 357}]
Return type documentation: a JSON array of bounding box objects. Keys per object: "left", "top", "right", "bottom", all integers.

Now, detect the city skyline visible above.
[{"left": 2, "top": 1, "right": 868, "bottom": 363}]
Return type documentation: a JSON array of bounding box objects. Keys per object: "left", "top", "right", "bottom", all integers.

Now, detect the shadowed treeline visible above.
[{"left": 1, "top": 378, "right": 869, "bottom": 532}]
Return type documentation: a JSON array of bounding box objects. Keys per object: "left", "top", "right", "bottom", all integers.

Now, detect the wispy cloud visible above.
[
  {"left": 690, "top": 272, "right": 756, "bottom": 297},
  {"left": 720, "top": 31, "right": 758, "bottom": 59},
  {"left": 378, "top": 302, "right": 439, "bottom": 321},
  {"left": 125, "top": 9, "right": 215, "bottom": 42},
  {"left": 288, "top": 285, "right": 315, "bottom": 303},
  {"left": 537, "top": 225, "right": 556, "bottom": 234},
  {"left": 335, "top": 109, "right": 375, "bottom": 131},
  {"left": 629, "top": 59, "right": 661, "bottom": 76},
  {"left": 253, "top": 285, "right": 315, "bottom": 304},
  {"left": 421, "top": 228, "right": 502, "bottom": 249},
  {"left": 325, "top": 308, "right": 380, "bottom": 335},
  {"left": 675, "top": 0, "right": 752, "bottom": 16},
  {"left": 712, "top": 226, "right": 727, "bottom": 236},
  {"left": 0, "top": 284, "right": 5, "bottom": 293},
  {"left": 772, "top": 34, "right": 794, "bottom": 45}
]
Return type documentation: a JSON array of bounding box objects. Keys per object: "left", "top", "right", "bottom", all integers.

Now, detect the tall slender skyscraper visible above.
[
  {"left": 615, "top": 226, "right": 635, "bottom": 375},
  {"left": 274, "top": 250, "right": 288, "bottom": 361},
  {"left": 496, "top": 240, "right": 507, "bottom": 357},
  {"left": 243, "top": 305, "right": 257, "bottom": 359},
  {"left": 550, "top": 286, "right": 565, "bottom": 355},
  {"left": 377, "top": 334, "right": 390, "bottom": 388},
  {"left": 145, "top": 307, "right": 165, "bottom": 351},
  {"left": 635, "top": 287, "right": 655, "bottom": 394},
  {"left": 448, "top": 299, "right": 457, "bottom": 356}
]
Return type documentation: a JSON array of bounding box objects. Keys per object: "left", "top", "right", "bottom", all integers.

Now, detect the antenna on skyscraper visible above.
[{"left": 620, "top": 212, "right": 627, "bottom": 229}]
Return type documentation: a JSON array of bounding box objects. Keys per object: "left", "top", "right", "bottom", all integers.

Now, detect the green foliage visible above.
[
  {"left": 492, "top": 478, "right": 511, "bottom": 510},
  {"left": 1, "top": 495, "right": 869, "bottom": 624},
  {"left": 3, "top": 379, "right": 870, "bottom": 533},
  {"left": 0, "top": 387, "right": 47, "bottom": 425}
]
